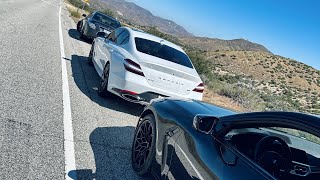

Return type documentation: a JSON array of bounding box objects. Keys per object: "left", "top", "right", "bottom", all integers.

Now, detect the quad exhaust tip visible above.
[{"left": 122, "top": 94, "right": 140, "bottom": 102}]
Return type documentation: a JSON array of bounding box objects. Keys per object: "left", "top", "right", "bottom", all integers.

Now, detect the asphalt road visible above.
[{"left": 0, "top": 0, "right": 147, "bottom": 179}]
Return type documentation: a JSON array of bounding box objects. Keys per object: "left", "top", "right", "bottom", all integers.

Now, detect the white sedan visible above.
[{"left": 88, "top": 27, "right": 204, "bottom": 104}]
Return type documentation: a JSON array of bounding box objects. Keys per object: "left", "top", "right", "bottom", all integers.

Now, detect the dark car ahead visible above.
[
  {"left": 77, "top": 11, "right": 121, "bottom": 40},
  {"left": 131, "top": 98, "right": 320, "bottom": 180}
]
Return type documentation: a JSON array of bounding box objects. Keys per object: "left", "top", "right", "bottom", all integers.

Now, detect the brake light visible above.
[
  {"left": 193, "top": 83, "right": 204, "bottom": 93},
  {"left": 119, "top": 89, "right": 138, "bottom": 95},
  {"left": 123, "top": 59, "right": 144, "bottom": 76}
]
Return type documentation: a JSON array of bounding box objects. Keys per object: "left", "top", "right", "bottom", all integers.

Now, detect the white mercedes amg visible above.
[{"left": 88, "top": 27, "right": 204, "bottom": 104}]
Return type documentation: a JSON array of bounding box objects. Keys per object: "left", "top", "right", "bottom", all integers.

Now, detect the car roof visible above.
[{"left": 124, "top": 27, "right": 185, "bottom": 52}]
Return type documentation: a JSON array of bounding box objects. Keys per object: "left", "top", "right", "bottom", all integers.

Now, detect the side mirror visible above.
[
  {"left": 193, "top": 115, "right": 219, "bottom": 134},
  {"left": 96, "top": 31, "right": 106, "bottom": 38},
  {"left": 82, "top": 14, "right": 87, "bottom": 17}
]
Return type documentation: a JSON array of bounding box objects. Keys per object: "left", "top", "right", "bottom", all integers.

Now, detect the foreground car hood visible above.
[{"left": 152, "top": 98, "right": 236, "bottom": 125}]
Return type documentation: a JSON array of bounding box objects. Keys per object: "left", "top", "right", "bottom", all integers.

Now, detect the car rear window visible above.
[
  {"left": 92, "top": 13, "right": 121, "bottom": 29},
  {"left": 135, "top": 37, "right": 193, "bottom": 68}
]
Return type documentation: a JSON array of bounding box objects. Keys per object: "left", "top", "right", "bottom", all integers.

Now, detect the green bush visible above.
[
  {"left": 185, "top": 50, "right": 211, "bottom": 76},
  {"left": 218, "top": 84, "right": 264, "bottom": 111},
  {"left": 102, "top": 8, "right": 115, "bottom": 17},
  {"left": 70, "top": 9, "right": 81, "bottom": 18},
  {"left": 68, "top": 0, "right": 94, "bottom": 12},
  {"left": 68, "top": 0, "right": 82, "bottom": 7},
  {"left": 312, "top": 103, "right": 320, "bottom": 109},
  {"left": 270, "top": 80, "right": 276, "bottom": 84}
]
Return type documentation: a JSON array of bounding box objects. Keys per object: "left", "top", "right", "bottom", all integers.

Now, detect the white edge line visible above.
[
  {"left": 176, "top": 144, "right": 204, "bottom": 180},
  {"left": 59, "top": 1, "right": 77, "bottom": 179}
]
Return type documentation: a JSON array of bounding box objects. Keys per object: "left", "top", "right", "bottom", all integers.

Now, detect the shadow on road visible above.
[
  {"left": 68, "top": 126, "right": 153, "bottom": 179},
  {"left": 68, "top": 28, "right": 92, "bottom": 44},
  {"left": 70, "top": 54, "right": 144, "bottom": 116}
]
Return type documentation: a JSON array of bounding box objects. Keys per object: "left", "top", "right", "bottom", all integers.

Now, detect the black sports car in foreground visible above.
[{"left": 131, "top": 98, "right": 320, "bottom": 180}]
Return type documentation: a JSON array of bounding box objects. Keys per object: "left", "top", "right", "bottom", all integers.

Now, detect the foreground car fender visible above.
[{"left": 139, "top": 99, "right": 270, "bottom": 179}]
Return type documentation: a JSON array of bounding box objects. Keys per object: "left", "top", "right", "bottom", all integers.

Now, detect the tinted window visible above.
[
  {"left": 108, "top": 29, "right": 123, "bottom": 42},
  {"left": 121, "top": 36, "right": 129, "bottom": 45},
  {"left": 92, "top": 13, "right": 121, "bottom": 29},
  {"left": 135, "top": 38, "right": 193, "bottom": 68},
  {"left": 115, "top": 30, "right": 129, "bottom": 45},
  {"left": 107, "top": 31, "right": 116, "bottom": 41}
]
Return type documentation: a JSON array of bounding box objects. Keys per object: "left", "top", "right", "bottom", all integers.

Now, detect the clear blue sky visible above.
[{"left": 130, "top": 0, "right": 320, "bottom": 70}]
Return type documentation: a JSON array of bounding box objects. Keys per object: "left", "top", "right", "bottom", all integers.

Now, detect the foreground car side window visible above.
[
  {"left": 134, "top": 37, "right": 193, "bottom": 68},
  {"left": 270, "top": 127, "right": 320, "bottom": 145},
  {"left": 225, "top": 126, "right": 320, "bottom": 179}
]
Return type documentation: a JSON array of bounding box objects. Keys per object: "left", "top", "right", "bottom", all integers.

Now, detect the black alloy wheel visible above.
[
  {"left": 98, "top": 63, "right": 110, "bottom": 97},
  {"left": 132, "top": 114, "right": 156, "bottom": 176}
]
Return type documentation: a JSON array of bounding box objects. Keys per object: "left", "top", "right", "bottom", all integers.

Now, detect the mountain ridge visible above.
[
  {"left": 89, "top": 0, "right": 272, "bottom": 54},
  {"left": 179, "top": 37, "right": 272, "bottom": 53},
  {"left": 89, "top": 0, "right": 194, "bottom": 37}
]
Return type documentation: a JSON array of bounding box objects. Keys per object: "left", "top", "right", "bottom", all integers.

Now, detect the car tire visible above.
[
  {"left": 131, "top": 114, "right": 156, "bottom": 176},
  {"left": 98, "top": 63, "right": 111, "bottom": 98},
  {"left": 76, "top": 21, "right": 82, "bottom": 32},
  {"left": 88, "top": 43, "right": 94, "bottom": 65},
  {"left": 80, "top": 29, "right": 85, "bottom": 39},
  {"left": 79, "top": 24, "right": 86, "bottom": 40}
]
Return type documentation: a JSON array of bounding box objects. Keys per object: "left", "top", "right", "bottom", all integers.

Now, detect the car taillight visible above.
[
  {"left": 193, "top": 83, "right": 204, "bottom": 93},
  {"left": 119, "top": 89, "right": 137, "bottom": 95},
  {"left": 123, "top": 59, "right": 144, "bottom": 76}
]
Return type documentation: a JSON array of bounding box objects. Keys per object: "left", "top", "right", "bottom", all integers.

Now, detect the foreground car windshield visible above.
[
  {"left": 135, "top": 37, "right": 194, "bottom": 68},
  {"left": 92, "top": 13, "right": 121, "bottom": 29}
]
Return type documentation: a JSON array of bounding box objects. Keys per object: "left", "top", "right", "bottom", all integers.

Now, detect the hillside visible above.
[
  {"left": 193, "top": 49, "right": 320, "bottom": 114},
  {"left": 88, "top": 0, "right": 193, "bottom": 37},
  {"left": 179, "top": 37, "right": 271, "bottom": 53}
]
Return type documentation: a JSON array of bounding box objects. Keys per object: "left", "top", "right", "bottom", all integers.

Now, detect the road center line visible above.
[{"left": 59, "top": 2, "right": 77, "bottom": 179}]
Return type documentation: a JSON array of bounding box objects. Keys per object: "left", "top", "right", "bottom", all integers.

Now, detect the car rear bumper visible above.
[
  {"left": 111, "top": 88, "right": 167, "bottom": 104},
  {"left": 107, "top": 63, "right": 203, "bottom": 104}
]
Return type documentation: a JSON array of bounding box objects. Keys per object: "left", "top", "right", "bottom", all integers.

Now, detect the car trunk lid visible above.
[
  {"left": 137, "top": 53, "right": 201, "bottom": 95},
  {"left": 92, "top": 20, "right": 115, "bottom": 34}
]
